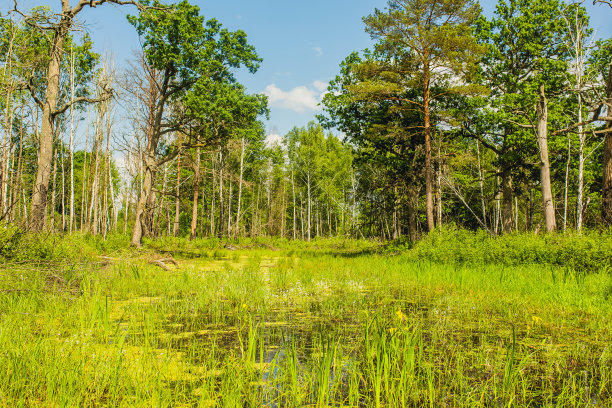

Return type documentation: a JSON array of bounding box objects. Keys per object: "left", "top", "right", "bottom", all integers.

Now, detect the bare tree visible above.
[
  {"left": 12, "top": 0, "right": 143, "bottom": 232},
  {"left": 537, "top": 86, "right": 556, "bottom": 232}
]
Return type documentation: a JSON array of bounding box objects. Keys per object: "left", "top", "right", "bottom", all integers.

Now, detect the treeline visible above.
[
  {"left": 0, "top": 0, "right": 611, "bottom": 245},
  {"left": 320, "top": 0, "right": 612, "bottom": 239}
]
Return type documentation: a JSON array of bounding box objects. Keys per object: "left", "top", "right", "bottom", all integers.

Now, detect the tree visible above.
[
  {"left": 602, "top": 55, "right": 612, "bottom": 225},
  {"left": 10, "top": 0, "right": 143, "bottom": 232},
  {"left": 536, "top": 85, "right": 556, "bottom": 232},
  {"left": 362, "top": 0, "right": 483, "bottom": 232},
  {"left": 321, "top": 52, "right": 425, "bottom": 240},
  {"left": 126, "top": 0, "right": 262, "bottom": 246},
  {"left": 469, "top": 0, "right": 576, "bottom": 232}
]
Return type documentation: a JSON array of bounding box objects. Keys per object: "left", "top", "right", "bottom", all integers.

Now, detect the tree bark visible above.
[
  {"left": 235, "top": 138, "right": 245, "bottom": 237},
  {"left": 131, "top": 156, "right": 155, "bottom": 246},
  {"left": 130, "top": 62, "right": 170, "bottom": 246},
  {"left": 423, "top": 72, "right": 435, "bottom": 232},
  {"left": 501, "top": 168, "right": 513, "bottom": 233},
  {"left": 602, "top": 60, "right": 612, "bottom": 226},
  {"left": 476, "top": 141, "right": 487, "bottom": 229},
  {"left": 80, "top": 107, "right": 90, "bottom": 231},
  {"left": 210, "top": 156, "right": 216, "bottom": 236},
  {"left": 537, "top": 85, "right": 556, "bottom": 232},
  {"left": 190, "top": 146, "right": 201, "bottom": 240},
  {"left": 307, "top": 172, "right": 312, "bottom": 241},
  {"left": 576, "top": 95, "right": 585, "bottom": 231},
  {"left": 1, "top": 22, "right": 15, "bottom": 219},
  {"left": 292, "top": 169, "right": 296, "bottom": 240},
  {"left": 26, "top": 0, "right": 130, "bottom": 231},
  {"left": 69, "top": 46, "right": 75, "bottom": 233},
  {"left": 30, "top": 5, "right": 73, "bottom": 232},
  {"left": 563, "top": 131, "right": 571, "bottom": 231},
  {"left": 227, "top": 170, "right": 232, "bottom": 235},
  {"left": 50, "top": 150, "right": 58, "bottom": 232},
  {"left": 173, "top": 152, "right": 181, "bottom": 237},
  {"left": 218, "top": 150, "right": 224, "bottom": 237}
]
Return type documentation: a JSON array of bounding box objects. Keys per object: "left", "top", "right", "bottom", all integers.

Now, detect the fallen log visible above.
[{"left": 148, "top": 257, "right": 179, "bottom": 271}]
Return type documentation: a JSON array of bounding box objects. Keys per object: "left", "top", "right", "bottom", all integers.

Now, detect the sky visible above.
[{"left": 8, "top": 0, "right": 612, "bottom": 145}]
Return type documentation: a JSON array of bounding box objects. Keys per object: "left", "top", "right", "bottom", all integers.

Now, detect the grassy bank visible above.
[
  {"left": 403, "top": 227, "right": 612, "bottom": 273},
  {"left": 0, "top": 231, "right": 611, "bottom": 406}
]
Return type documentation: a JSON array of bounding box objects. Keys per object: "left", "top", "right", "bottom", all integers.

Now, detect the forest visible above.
[
  {"left": 0, "top": 0, "right": 609, "bottom": 243},
  {"left": 0, "top": 0, "right": 612, "bottom": 406}
]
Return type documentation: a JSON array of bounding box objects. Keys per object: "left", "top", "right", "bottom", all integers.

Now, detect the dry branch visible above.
[{"left": 148, "top": 257, "right": 179, "bottom": 271}]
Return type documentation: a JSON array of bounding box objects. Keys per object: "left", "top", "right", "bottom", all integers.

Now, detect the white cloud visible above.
[
  {"left": 263, "top": 81, "right": 330, "bottom": 113},
  {"left": 264, "top": 84, "right": 321, "bottom": 113},
  {"left": 313, "top": 80, "right": 328, "bottom": 92},
  {"left": 313, "top": 47, "right": 323, "bottom": 57}
]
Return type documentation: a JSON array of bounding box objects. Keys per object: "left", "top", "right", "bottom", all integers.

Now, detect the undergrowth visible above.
[{"left": 390, "top": 226, "right": 612, "bottom": 273}]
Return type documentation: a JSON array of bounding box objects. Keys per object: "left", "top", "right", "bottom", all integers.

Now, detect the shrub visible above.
[{"left": 404, "top": 226, "right": 612, "bottom": 273}]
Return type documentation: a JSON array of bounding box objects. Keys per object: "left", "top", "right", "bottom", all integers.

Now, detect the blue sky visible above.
[{"left": 10, "top": 0, "right": 612, "bottom": 143}]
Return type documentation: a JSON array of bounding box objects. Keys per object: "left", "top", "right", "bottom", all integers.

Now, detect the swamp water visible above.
[{"left": 83, "top": 254, "right": 612, "bottom": 407}]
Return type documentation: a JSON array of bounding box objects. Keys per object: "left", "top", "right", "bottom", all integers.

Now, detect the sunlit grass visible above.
[{"left": 0, "top": 236, "right": 610, "bottom": 406}]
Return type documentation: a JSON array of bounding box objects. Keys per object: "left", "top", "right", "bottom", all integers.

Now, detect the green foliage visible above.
[
  {"left": 405, "top": 226, "right": 612, "bottom": 272},
  {"left": 0, "top": 227, "right": 130, "bottom": 263},
  {"left": 127, "top": 0, "right": 261, "bottom": 109}
]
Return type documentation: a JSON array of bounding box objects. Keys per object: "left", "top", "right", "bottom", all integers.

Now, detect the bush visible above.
[
  {"left": 0, "top": 227, "right": 132, "bottom": 263},
  {"left": 403, "top": 226, "right": 612, "bottom": 273}
]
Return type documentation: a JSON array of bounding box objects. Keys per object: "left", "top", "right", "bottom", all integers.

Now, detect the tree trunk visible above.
[
  {"left": 174, "top": 152, "right": 181, "bottom": 237},
  {"left": 407, "top": 187, "right": 418, "bottom": 242},
  {"left": 602, "top": 60, "right": 612, "bottom": 226},
  {"left": 154, "top": 161, "right": 167, "bottom": 235},
  {"left": 210, "top": 156, "right": 216, "bottom": 236},
  {"left": 235, "top": 138, "right": 245, "bottom": 237},
  {"left": 292, "top": 169, "right": 297, "bottom": 240},
  {"left": 69, "top": 46, "right": 75, "bottom": 234},
  {"left": 50, "top": 150, "right": 58, "bottom": 232},
  {"left": 307, "top": 172, "right": 312, "bottom": 241},
  {"left": 106, "top": 101, "right": 115, "bottom": 233},
  {"left": 537, "top": 85, "right": 556, "bottom": 233},
  {"left": 190, "top": 146, "right": 201, "bottom": 240},
  {"left": 80, "top": 107, "right": 90, "bottom": 231},
  {"left": 60, "top": 139, "right": 66, "bottom": 231},
  {"left": 30, "top": 14, "right": 72, "bottom": 232},
  {"left": 1, "top": 23, "right": 15, "bottom": 219},
  {"left": 476, "top": 141, "right": 487, "bottom": 229},
  {"left": 90, "top": 115, "right": 102, "bottom": 235},
  {"left": 576, "top": 95, "right": 585, "bottom": 231},
  {"left": 123, "top": 179, "right": 129, "bottom": 235},
  {"left": 501, "top": 168, "right": 513, "bottom": 233},
  {"left": 131, "top": 64, "right": 170, "bottom": 246},
  {"left": 131, "top": 157, "right": 155, "bottom": 246},
  {"left": 423, "top": 72, "right": 435, "bottom": 232},
  {"left": 218, "top": 151, "right": 224, "bottom": 237},
  {"left": 227, "top": 172, "right": 233, "bottom": 236},
  {"left": 13, "top": 121, "right": 24, "bottom": 224},
  {"left": 563, "top": 131, "right": 571, "bottom": 231}
]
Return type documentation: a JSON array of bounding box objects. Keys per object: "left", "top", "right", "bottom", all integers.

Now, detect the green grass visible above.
[{"left": 0, "top": 231, "right": 611, "bottom": 406}]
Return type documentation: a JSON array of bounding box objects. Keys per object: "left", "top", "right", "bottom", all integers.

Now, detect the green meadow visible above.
[{"left": 0, "top": 231, "right": 611, "bottom": 407}]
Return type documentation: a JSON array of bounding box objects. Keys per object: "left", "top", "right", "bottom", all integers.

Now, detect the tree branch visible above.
[
  {"left": 502, "top": 118, "right": 535, "bottom": 129},
  {"left": 593, "top": 0, "right": 612, "bottom": 8},
  {"left": 71, "top": 0, "right": 147, "bottom": 16},
  {"left": 461, "top": 126, "right": 502, "bottom": 155},
  {"left": 52, "top": 91, "right": 112, "bottom": 116},
  {"left": 22, "top": 77, "right": 44, "bottom": 109},
  {"left": 594, "top": 127, "right": 612, "bottom": 134}
]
